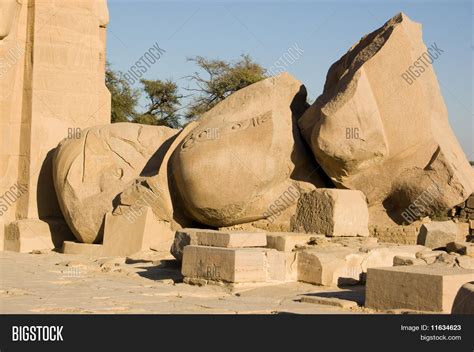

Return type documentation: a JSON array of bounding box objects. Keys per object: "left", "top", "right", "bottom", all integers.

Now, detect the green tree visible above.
[
  {"left": 135, "top": 79, "right": 182, "bottom": 128},
  {"left": 185, "top": 54, "right": 266, "bottom": 120},
  {"left": 105, "top": 62, "right": 138, "bottom": 123}
]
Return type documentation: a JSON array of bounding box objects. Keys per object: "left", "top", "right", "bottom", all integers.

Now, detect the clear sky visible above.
[{"left": 106, "top": 0, "right": 473, "bottom": 158}]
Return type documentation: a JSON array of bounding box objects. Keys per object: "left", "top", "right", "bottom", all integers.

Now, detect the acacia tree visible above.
[
  {"left": 105, "top": 62, "right": 139, "bottom": 123},
  {"left": 134, "top": 79, "right": 182, "bottom": 128},
  {"left": 184, "top": 54, "right": 266, "bottom": 120}
]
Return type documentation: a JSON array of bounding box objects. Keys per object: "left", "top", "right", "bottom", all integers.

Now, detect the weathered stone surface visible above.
[
  {"left": 193, "top": 230, "right": 267, "bottom": 248},
  {"left": 170, "top": 229, "right": 200, "bottom": 262},
  {"left": 357, "top": 245, "right": 425, "bottom": 273},
  {"left": 266, "top": 232, "right": 316, "bottom": 252},
  {"left": 300, "top": 295, "right": 358, "bottom": 309},
  {"left": 1, "top": 0, "right": 111, "bottom": 226},
  {"left": 4, "top": 219, "right": 74, "bottom": 253},
  {"left": 298, "top": 13, "right": 474, "bottom": 224},
  {"left": 451, "top": 282, "right": 474, "bottom": 314},
  {"left": 297, "top": 244, "right": 425, "bottom": 286},
  {"left": 170, "top": 228, "right": 268, "bottom": 261},
  {"left": 366, "top": 265, "right": 474, "bottom": 312},
  {"left": 103, "top": 207, "right": 174, "bottom": 256},
  {"left": 446, "top": 241, "right": 474, "bottom": 256},
  {"left": 297, "top": 247, "right": 362, "bottom": 286},
  {"left": 393, "top": 255, "right": 426, "bottom": 266},
  {"left": 53, "top": 123, "right": 178, "bottom": 243},
  {"left": 181, "top": 245, "right": 285, "bottom": 283},
  {"left": 467, "top": 195, "right": 474, "bottom": 209},
  {"left": 170, "top": 73, "right": 327, "bottom": 228},
  {"left": 456, "top": 256, "right": 474, "bottom": 270},
  {"left": 370, "top": 223, "right": 421, "bottom": 244},
  {"left": 291, "top": 189, "right": 369, "bottom": 237},
  {"left": 61, "top": 241, "right": 104, "bottom": 256},
  {"left": 417, "top": 221, "right": 458, "bottom": 249},
  {"left": 416, "top": 250, "right": 446, "bottom": 264}
]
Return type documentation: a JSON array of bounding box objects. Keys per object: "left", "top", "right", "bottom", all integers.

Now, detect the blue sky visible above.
[{"left": 106, "top": 0, "right": 473, "bottom": 158}]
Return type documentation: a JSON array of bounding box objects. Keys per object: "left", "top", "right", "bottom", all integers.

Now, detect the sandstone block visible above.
[
  {"left": 266, "top": 232, "right": 316, "bottom": 251},
  {"left": 170, "top": 228, "right": 267, "bottom": 261},
  {"left": 4, "top": 219, "right": 74, "bottom": 253},
  {"left": 357, "top": 245, "right": 426, "bottom": 272},
  {"left": 417, "top": 221, "right": 459, "bottom": 249},
  {"left": 181, "top": 246, "right": 285, "bottom": 283},
  {"left": 298, "top": 13, "right": 474, "bottom": 224},
  {"left": 193, "top": 230, "right": 267, "bottom": 248},
  {"left": 61, "top": 241, "right": 104, "bottom": 256},
  {"left": 366, "top": 266, "right": 474, "bottom": 312},
  {"left": 103, "top": 207, "right": 174, "bottom": 257},
  {"left": 53, "top": 123, "right": 178, "bottom": 244},
  {"left": 291, "top": 189, "right": 369, "bottom": 237},
  {"left": 170, "top": 73, "right": 327, "bottom": 229},
  {"left": 370, "top": 224, "right": 420, "bottom": 245},
  {"left": 297, "top": 247, "right": 362, "bottom": 286}
]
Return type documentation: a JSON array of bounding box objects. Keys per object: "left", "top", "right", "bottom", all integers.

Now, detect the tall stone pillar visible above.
[{"left": 0, "top": 0, "right": 111, "bottom": 252}]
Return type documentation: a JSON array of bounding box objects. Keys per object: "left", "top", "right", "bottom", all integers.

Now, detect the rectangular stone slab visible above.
[
  {"left": 196, "top": 230, "right": 267, "bottom": 248},
  {"left": 266, "top": 232, "right": 317, "bottom": 252},
  {"left": 181, "top": 246, "right": 286, "bottom": 283},
  {"left": 61, "top": 241, "right": 104, "bottom": 256},
  {"left": 171, "top": 228, "right": 267, "bottom": 261},
  {"left": 103, "top": 207, "right": 174, "bottom": 256},
  {"left": 4, "top": 219, "right": 74, "bottom": 253},
  {"left": 365, "top": 265, "right": 474, "bottom": 312}
]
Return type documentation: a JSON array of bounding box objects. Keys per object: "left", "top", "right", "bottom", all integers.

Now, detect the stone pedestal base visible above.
[
  {"left": 3, "top": 218, "right": 75, "bottom": 253},
  {"left": 103, "top": 207, "right": 174, "bottom": 257}
]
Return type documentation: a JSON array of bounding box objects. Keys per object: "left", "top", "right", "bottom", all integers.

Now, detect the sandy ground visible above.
[{"left": 0, "top": 250, "right": 370, "bottom": 314}]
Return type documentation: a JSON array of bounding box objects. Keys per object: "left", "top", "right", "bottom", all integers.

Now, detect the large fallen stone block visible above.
[
  {"left": 170, "top": 228, "right": 267, "bottom": 261},
  {"left": 291, "top": 189, "right": 369, "bottom": 237},
  {"left": 170, "top": 73, "right": 328, "bottom": 229},
  {"left": 4, "top": 219, "right": 75, "bottom": 253},
  {"left": 181, "top": 246, "right": 287, "bottom": 283},
  {"left": 298, "top": 13, "right": 474, "bottom": 224},
  {"left": 53, "top": 123, "right": 178, "bottom": 243},
  {"left": 365, "top": 266, "right": 474, "bottom": 312},
  {"left": 103, "top": 207, "right": 174, "bottom": 257},
  {"left": 451, "top": 282, "right": 474, "bottom": 314},
  {"left": 297, "top": 244, "right": 425, "bottom": 286},
  {"left": 417, "top": 221, "right": 458, "bottom": 249}
]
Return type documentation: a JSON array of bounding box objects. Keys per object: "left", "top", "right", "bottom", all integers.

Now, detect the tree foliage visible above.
[
  {"left": 136, "top": 79, "right": 182, "bottom": 128},
  {"left": 184, "top": 54, "right": 267, "bottom": 120},
  {"left": 105, "top": 62, "right": 138, "bottom": 123},
  {"left": 106, "top": 55, "right": 267, "bottom": 127}
]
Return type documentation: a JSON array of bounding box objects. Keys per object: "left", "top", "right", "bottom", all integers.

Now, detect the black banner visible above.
[{"left": 0, "top": 314, "right": 473, "bottom": 351}]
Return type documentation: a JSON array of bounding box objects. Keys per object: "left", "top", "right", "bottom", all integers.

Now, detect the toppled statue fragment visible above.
[{"left": 298, "top": 13, "right": 474, "bottom": 224}]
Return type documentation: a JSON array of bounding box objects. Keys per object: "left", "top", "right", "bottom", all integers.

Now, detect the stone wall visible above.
[{"left": 0, "top": 0, "right": 110, "bottom": 248}]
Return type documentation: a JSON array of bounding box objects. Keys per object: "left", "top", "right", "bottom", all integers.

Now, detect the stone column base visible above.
[{"left": 3, "top": 218, "right": 75, "bottom": 253}]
